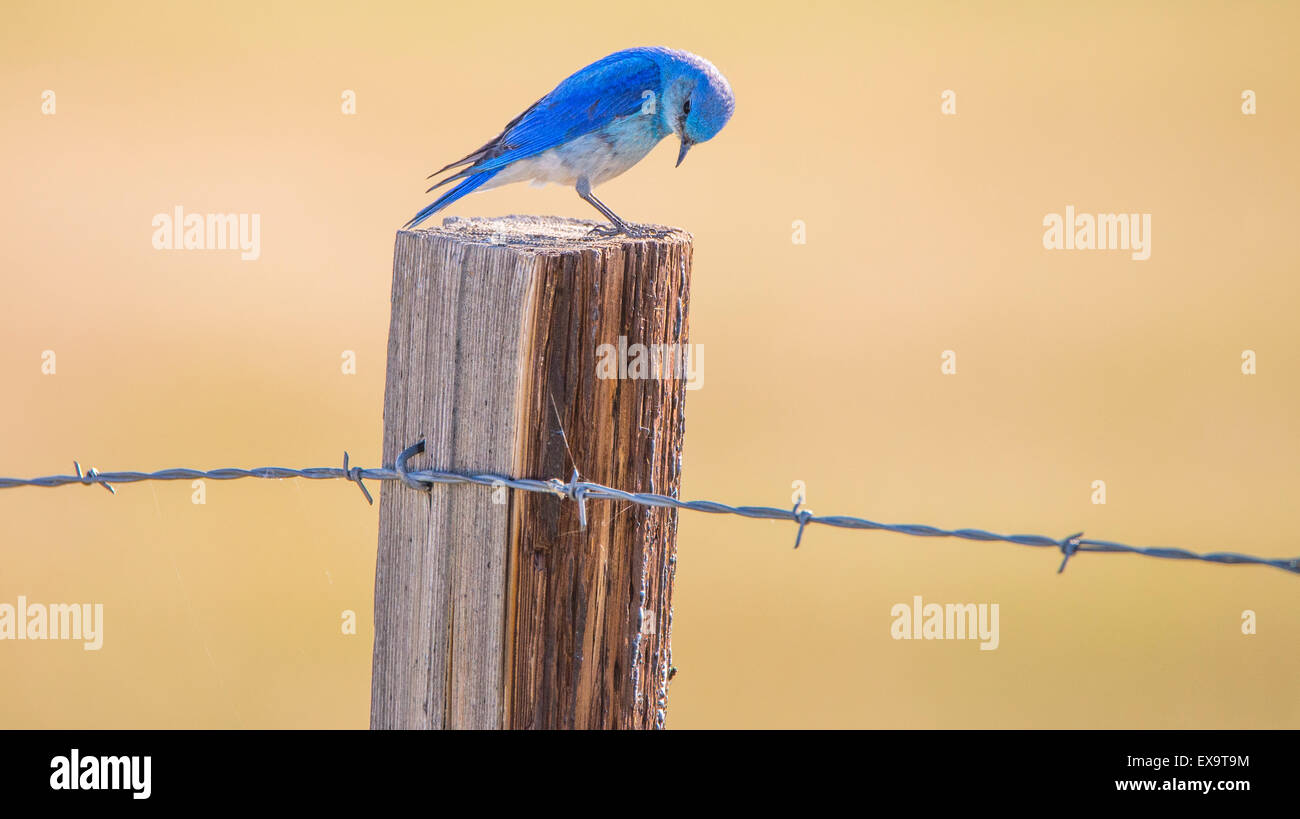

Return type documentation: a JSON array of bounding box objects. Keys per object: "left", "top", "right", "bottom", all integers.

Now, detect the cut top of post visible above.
[{"left": 401, "top": 215, "right": 692, "bottom": 252}]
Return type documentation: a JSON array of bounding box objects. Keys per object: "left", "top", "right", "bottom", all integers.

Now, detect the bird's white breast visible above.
[{"left": 484, "top": 117, "right": 665, "bottom": 190}]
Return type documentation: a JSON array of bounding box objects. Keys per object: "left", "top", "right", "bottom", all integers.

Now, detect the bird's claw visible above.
[
  {"left": 586, "top": 223, "right": 637, "bottom": 239},
  {"left": 585, "top": 222, "right": 661, "bottom": 239}
]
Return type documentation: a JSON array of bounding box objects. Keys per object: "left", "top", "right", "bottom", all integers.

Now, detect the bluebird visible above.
[{"left": 404, "top": 47, "right": 735, "bottom": 236}]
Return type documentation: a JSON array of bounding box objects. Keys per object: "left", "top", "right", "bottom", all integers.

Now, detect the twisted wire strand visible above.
[{"left": 1, "top": 446, "right": 1296, "bottom": 576}]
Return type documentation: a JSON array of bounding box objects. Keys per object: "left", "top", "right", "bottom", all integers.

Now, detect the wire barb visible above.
[
  {"left": 791, "top": 500, "right": 813, "bottom": 549},
  {"left": 548, "top": 468, "right": 589, "bottom": 528},
  {"left": 2, "top": 447, "right": 1297, "bottom": 577},
  {"left": 74, "top": 461, "right": 115, "bottom": 495},
  {"left": 1057, "top": 531, "right": 1084, "bottom": 574},
  {"left": 343, "top": 451, "right": 373, "bottom": 505}
]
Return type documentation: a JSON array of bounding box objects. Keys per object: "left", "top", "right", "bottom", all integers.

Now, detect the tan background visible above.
[{"left": 2, "top": 0, "right": 1297, "bottom": 728}]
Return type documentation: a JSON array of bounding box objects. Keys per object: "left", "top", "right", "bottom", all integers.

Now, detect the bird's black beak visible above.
[{"left": 676, "top": 137, "right": 694, "bottom": 168}]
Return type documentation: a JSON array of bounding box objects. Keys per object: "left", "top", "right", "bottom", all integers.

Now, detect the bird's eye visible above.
[{"left": 683, "top": 99, "right": 691, "bottom": 116}]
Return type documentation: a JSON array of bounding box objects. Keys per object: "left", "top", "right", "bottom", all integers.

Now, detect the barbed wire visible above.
[{"left": 1, "top": 441, "right": 1296, "bottom": 576}]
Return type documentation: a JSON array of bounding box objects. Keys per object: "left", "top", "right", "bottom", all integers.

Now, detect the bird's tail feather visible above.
[{"left": 403, "top": 169, "right": 498, "bottom": 229}]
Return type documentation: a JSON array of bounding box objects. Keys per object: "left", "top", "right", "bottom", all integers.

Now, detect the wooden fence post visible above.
[{"left": 370, "top": 216, "right": 692, "bottom": 729}]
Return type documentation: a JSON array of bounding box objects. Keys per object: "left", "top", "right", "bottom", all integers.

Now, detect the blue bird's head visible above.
[{"left": 659, "top": 50, "right": 735, "bottom": 167}]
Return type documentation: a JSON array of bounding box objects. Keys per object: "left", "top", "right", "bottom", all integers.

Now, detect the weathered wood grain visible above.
[{"left": 371, "top": 216, "right": 692, "bottom": 730}]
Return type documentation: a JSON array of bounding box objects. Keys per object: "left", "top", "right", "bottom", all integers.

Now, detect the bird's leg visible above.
[{"left": 576, "top": 177, "right": 643, "bottom": 237}]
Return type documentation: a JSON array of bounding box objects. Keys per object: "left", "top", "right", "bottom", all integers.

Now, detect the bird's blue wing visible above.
[
  {"left": 437, "top": 50, "right": 663, "bottom": 181},
  {"left": 478, "top": 51, "right": 661, "bottom": 169}
]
